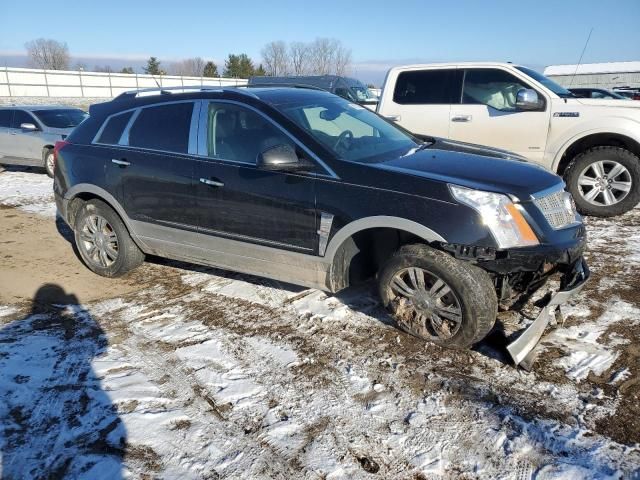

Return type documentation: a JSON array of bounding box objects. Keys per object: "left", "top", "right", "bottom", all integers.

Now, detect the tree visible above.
[
  {"left": 73, "top": 62, "right": 88, "bottom": 71},
  {"left": 333, "top": 43, "right": 352, "bottom": 76},
  {"left": 289, "top": 41, "right": 310, "bottom": 75},
  {"left": 261, "top": 41, "right": 289, "bottom": 76},
  {"left": 25, "top": 38, "right": 70, "bottom": 70},
  {"left": 94, "top": 65, "right": 113, "bottom": 73},
  {"left": 171, "top": 57, "right": 206, "bottom": 76},
  {"left": 143, "top": 57, "right": 162, "bottom": 75},
  {"left": 203, "top": 61, "right": 218, "bottom": 77},
  {"left": 120, "top": 67, "right": 135, "bottom": 74},
  {"left": 223, "top": 54, "right": 255, "bottom": 78},
  {"left": 254, "top": 64, "right": 267, "bottom": 76}
]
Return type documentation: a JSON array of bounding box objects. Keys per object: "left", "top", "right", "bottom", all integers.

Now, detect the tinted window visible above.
[
  {"left": 11, "top": 110, "right": 36, "bottom": 128},
  {"left": 97, "top": 111, "right": 134, "bottom": 145},
  {"left": 516, "top": 66, "right": 574, "bottom": 98},
  {"left": 33, "top": 109, "right": 87, "bottom": 128},
  {"left": 207, "top": 102, "right": 294, "bottom": 164},
  {"left": 462, "top": 68, "right": 539, "bottom": 111},
  {"left": 128, "top": 102, "right": 193, "bottom": 153},
  {"left": 393, "top": 69, "right": 461, "bottom": 105},
  {"left": 0, "top": 110, "right": 12, "bottom": 128}
]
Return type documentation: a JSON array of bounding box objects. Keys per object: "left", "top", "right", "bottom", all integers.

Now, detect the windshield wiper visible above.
[{"left": 403, "top": 138, "right": 435, "bottom": 157}]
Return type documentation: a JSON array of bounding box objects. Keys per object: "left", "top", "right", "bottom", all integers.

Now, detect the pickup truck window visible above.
[
  {"left": 515, "top": 66, "right": 574, "bottom": 98},
  {"left": 462, "top": 69, "right": 534, "bottom": 111},
  {"left": 393, "top": 69, "right": 461, "bottom": 105}
]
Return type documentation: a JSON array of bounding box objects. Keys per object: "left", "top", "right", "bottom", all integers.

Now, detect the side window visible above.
[
  {"left": 0, "top": 110, "right": 12, "bottom": 128},
  {"left": 11, "top": 110, "right": 36, "bottom": 128},
  {"left": 97, "top": 111, "right": 134, "bottom": 145},
  {"left": 462, "top": 69, "right": 537, "bottom": 111},
  {"left": 207, "top": 103, "right": 294, "bottom": 164},
  {"left": 128, "top": 102, "right": 194, "bottom": 153},
  {"left": 393, "top": 69, "right": 461, "bottom": 105}
]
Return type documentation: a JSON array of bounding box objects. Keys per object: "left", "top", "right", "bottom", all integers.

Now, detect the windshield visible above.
[
  {"left": 275, "top": 95, "right": 418, "bottom": 163},
  {"left": 351, "top": 86, "right": 378, "bottom": 102},
  {"left": 33, "top": 109, "right": 88, "bottom": 128},
  {"left": 516, "top": 66, "right": 575, "bottom": 98}
]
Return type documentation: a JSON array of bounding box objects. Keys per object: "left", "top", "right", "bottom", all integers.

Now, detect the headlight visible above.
[{"left": 449, "top": 185, "right": 539, "bottom": 248}]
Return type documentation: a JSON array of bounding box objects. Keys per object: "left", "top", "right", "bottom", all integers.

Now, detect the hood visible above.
[
  {"left": 569, "top": 98, "right": 640, "bottom": 109},
  {"left": 375, "top": 139, "right": 561, "bottom": 199}
]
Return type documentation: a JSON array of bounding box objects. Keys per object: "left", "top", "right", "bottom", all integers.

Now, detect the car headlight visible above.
[{"left": 449, "top": 185, "right": 539, "bottom": 248}]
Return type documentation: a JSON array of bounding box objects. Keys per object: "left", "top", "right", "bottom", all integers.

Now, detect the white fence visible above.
[{"left": 0, "top": 67, "right": 248, "bottom": 98}]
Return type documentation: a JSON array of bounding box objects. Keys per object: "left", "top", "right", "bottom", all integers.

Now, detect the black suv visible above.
[{"left": 54, "top": 86, "right": 589, "bottom": 367}]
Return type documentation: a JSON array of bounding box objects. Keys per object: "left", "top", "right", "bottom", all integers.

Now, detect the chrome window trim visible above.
[
  {"left": 91, "top": 106, "right": 139, "bottom": 145},
  {"left": 196, "top": 99, "right": 339, "bottom": 178}
]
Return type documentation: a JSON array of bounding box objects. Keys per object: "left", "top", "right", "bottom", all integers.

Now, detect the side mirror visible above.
[
  {"left": 20, "top": 122, "right": 38, "bottom": 131},
  {"left": 257, "top": 144, "right": 309, "bottom": 171},
  {"left": 515, "top": 89, "right": 542, "bottom": 111}
]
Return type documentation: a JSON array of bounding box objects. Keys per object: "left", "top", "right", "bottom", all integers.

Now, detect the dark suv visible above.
[{"left": 54, "top": 86, "right": 589, "bottom": 367}]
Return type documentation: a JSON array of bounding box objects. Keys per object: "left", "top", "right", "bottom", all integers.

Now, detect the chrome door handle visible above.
[
  {"left": 111, "top": 159, "right": 131, "bottom": 166},
  {"left": 199, "top": 178, "right": 224, "bottom": 187},
  {"left": 451, "top": 115, "right": 472, "bottom": 122},
  {"left": 385, "top": 115, "right": 401, "bottom": 122}
]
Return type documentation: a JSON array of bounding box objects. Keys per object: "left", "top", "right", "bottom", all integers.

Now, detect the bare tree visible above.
[
  {"left": 333, "top": 43, "right": 352, "bottom": 76},
  {"left": 309, "top": 38, "right": 335, "bottom": 75},
  {"left": 260, "top": 41, "right": 289, "bottom": 76},
  {"left": 171, "top": 57, "right": 206, "bottom": 76},
  {"left": 289, "top": 42, "right": 310, "bottom": 75},
  {"left": 25, "top": 38, "right": 70, "bottom": 70},
  {"left": 93, "top": 65, "right": 114, "bottom": 73}
]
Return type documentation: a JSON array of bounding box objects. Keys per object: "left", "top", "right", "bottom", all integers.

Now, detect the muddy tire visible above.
[
  {"left": 564, "top": 146, "right": 640, "bottom": 217},
  {"left": 378, "top": 244, "right": 497, "bottom": 348},
  {"left": 73, "top": 199, "right": 144, "bottom": 277},
  {"left": 43, "top": 147, "right": 55, "bottom": 178}
]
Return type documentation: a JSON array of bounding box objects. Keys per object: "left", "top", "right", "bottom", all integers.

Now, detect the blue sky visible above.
[{"left": 2, "top": 0, "right": 639, "bottom": 84}]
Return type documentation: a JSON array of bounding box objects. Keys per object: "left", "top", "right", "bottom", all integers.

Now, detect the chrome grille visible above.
[{"left": 534, "top": 189, "right": 578, "bottom": 230}]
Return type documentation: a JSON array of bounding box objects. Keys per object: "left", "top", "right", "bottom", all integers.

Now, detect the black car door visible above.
[
  {"left": 195, "top": 101, "right": 318, "bottom": 253},
  {"left": 110, "top": 101, "right": 200, "bottom": 230}
]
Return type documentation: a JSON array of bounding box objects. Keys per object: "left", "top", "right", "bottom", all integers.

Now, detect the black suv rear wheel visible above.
[
  {"left": 378, "top": 244, "right": 497, "bottom": 348},
  {"left": 74, "top": 199, "right": 144, "bottom": 277}
]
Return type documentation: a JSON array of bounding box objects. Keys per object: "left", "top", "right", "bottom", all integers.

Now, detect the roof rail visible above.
[
  {"left": 246, "top": 83, "right": 327, "bottom": 92},
  {"left": 113, "top": 85, "right": 223, "bottom": 100}
]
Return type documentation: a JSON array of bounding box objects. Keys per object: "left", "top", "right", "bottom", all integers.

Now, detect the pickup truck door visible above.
[
  {"left": 380, "top": 68, "right": 461, "bottom": 138},
  {"left": 448, "top": 68, "right": 550, "bottom": 162}
]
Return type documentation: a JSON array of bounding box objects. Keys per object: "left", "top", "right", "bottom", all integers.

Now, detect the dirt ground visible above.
[{"left": 0, "top": 169, "right": 639, "bottom": 479}]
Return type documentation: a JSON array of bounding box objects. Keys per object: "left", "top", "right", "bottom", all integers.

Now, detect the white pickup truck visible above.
[{"left": 377, "top": 62, "right": 640, "bottom": 217}]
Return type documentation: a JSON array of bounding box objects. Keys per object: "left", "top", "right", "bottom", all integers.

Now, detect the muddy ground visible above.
[{"left": 0, "top": 168, "right": 638, "bottom": 479}]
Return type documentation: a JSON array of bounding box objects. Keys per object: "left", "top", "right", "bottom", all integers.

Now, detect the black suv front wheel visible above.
[
  {"left": 74, "top": 199, "right": 145, "bottom": 277},
  {"left": 378, "top": 244, "right": 497, "bottom": 348}
]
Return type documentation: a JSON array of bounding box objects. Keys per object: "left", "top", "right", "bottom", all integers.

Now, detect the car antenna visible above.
[{"left": 568, "top": 27, "right": 594, "bottom": 98}]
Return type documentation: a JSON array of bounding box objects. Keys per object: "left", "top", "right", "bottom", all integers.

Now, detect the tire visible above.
[
  {"left": 564, "top": 146, "right": 640, "bottom": 217},
  {"left": 378, "top": 244, "right": 497, "bottom": 348},
  {"left": 73, "top": 199, "right": 144, "bottom": 277},
  {"left": 43, "top": 148, "right": 55, "bottom": 178}
]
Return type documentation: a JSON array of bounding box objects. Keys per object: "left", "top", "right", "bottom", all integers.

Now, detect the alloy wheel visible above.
[
  {"left": 78, "top": 214, "right": 119, "bottom": 268},
  {"left": 388, "top": 267, "right": 463, "bottom": 340},
  {"left": 577, "top": 160, "right": 632, "bottom": 206}
]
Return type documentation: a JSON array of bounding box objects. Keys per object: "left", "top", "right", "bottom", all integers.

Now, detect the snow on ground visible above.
[
  {"left": 1, "top": 170, "right": 639, "bottom": 479},
  {"left": 0, "top": 168, "right": 56, "bottom": 217}
]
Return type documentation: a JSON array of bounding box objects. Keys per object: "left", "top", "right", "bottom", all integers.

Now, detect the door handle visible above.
[
  {"left": 10, "top": 131, "right": 17, "bottom": 135},
  {"left": 111, "top": 159, "right": 131, "bottom": 166},
  {"left": 451, "top": 115, "right": 472, "bottom": 123},
  {"left": 199, "top": 178, "right": 224, "bottom": 187},
  {"left": 385, "top": 115, "right": 401, "bottom": 122}
]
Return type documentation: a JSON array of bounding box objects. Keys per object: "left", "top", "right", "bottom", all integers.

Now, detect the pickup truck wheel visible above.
[
  {"left": 378, "top": 244, "right": 497, "bottom": 348},
  {"left": 74, "top": 199, "right": 144, "bottom": 277},
  {"left": 565, "top": 146, "right": 640, "bottom": 217},
  {"left": 43, "top": 148, "right": 55, "bottom": 178}
]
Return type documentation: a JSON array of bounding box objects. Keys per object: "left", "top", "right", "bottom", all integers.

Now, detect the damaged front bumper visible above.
[{"left": 506, "top": 257, "right": 590, "bottom": 367}]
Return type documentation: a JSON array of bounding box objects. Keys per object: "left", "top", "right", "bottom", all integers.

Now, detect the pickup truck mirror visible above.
[
  {"left": 516, "top": 89, "right": 542, "bottom": 111},
  {"left": 257, "top": 144, "right": 310, "bottom": 172},
  {"left": 20, "top": 122, "right": 39, "bottom": 131}
]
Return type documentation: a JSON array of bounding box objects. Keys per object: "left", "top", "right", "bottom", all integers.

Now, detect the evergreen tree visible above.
[
  {"left": 120, "top": 66, "right": 135, "bottom": 74},
  {"left": 143, "top": 57, "right": 162, "bottom": 75},
  {"left": 254, "top": 64, "right": 267, "bottom": 76},
  {"left": 203, "top": 61, "right": 218, "bottom": 77},
  {"left": 223, "top": 54, "right": 255, "bottom": 78}
]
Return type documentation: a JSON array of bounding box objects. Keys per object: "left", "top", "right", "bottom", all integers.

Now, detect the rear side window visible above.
[
  {"left": 128, "top": 102, "right": 194, "bottom": 153},
  {"left": 97, "top": 111, "right": 134, "bottom": 145},
  {"left": 11, "top": 110, "right": 35, "bottom": 128},
  {"left": 393, "top": 69, "right": 461, "bottom": 105},
  {"left": 0, "top": 110, "right": 12, "bottom": 128}
]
